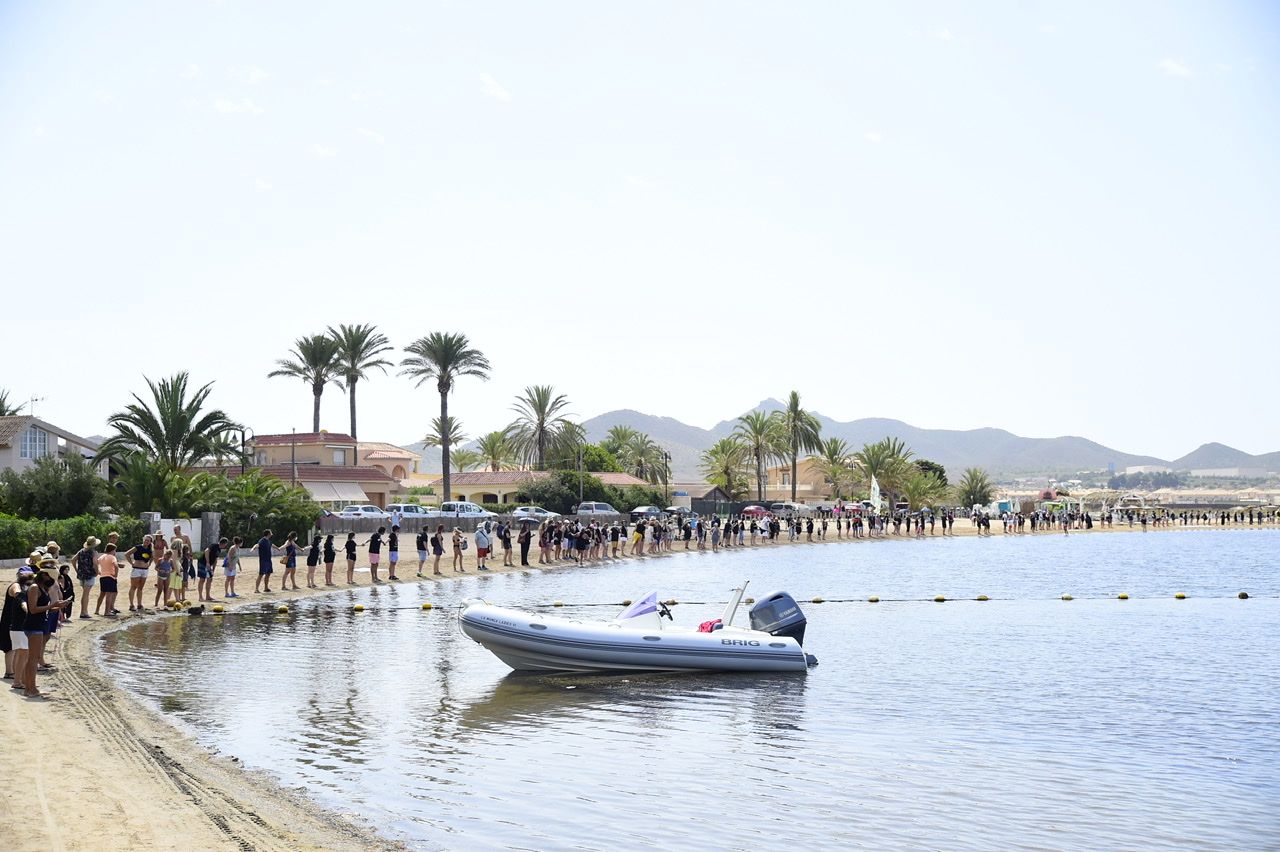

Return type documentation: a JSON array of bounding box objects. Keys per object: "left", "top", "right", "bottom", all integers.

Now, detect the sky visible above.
[{"left": 1, "top": 1, "right": 1277, "bottom": 460}]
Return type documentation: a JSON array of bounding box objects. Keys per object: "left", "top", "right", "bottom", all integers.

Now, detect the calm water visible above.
[{"left": 101, "top": 530, "right": 1280, "bottom": 850}]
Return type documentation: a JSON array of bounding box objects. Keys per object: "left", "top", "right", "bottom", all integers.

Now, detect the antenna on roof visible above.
[{"left": 28, "top": 396, "right": 45, "bottom": 417}]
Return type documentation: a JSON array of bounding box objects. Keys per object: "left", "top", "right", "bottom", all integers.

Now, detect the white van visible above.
[
  {"left": 769, "top": 501, "right": 814, "bottom": 517},
  {"left": 427, "top": 501, "right": 497, "bottom": 519}
]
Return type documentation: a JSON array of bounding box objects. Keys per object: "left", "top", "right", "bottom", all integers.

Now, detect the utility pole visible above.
[
  {"left": 578, "top": 442, "right": 584, "bottom": 504},
  {"left": 290, "top": 428, "right": 297, "bottom": 485}
]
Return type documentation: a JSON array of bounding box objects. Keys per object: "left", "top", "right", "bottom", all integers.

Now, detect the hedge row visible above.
[{"left": 0, "top": 514, "right": 148, "bottom": 561}]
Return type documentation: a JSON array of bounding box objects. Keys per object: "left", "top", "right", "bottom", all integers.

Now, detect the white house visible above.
[{"left": 0, "top": 416, "right": 108, "bottom": 478}]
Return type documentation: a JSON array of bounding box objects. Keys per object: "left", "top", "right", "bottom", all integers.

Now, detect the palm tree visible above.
[
  {"left": 899, "top": 469, "right": 948, "bottom": 511},
  {"left": 421, "top": 416, "right": 468, "bottom": 452},
  {"left": 771, "top": 391, "right": 822, "bottom": 502},
  {"left": 328, "top": 323, "right": 393, "bottom": 440},
  {"left": 812, "top": 437, "right": 854, "bottom": 499},
  {"left": 733, "top": 410, "right": 783, "bottom": 500},
  {"left": 399, "top": 332, "right": 491, "bottom": 503},
  {"left": 507, "top": 385, "right": 576, "bottom": 471},
  {"left": 476, "top": 430, "right": 517, "bottom": 472},
  {"left": 623, "top": 432, "right": 668, "bottom": 485},
  {"left": 601, "top": 425, "right": 639, "bottom": 461},
  {"left": 700, "top": 437, "right": 750, "bottom": 499},
  {"left": 267, "top": 334, "right": 342, "bottom": 432},
  {"left": 95, "top": 373, "right": 240, "bottom": 469},
  {"left": 446, "top": 449, "right": 484, "bottom": 474},
  {"left": 956, "top": 467, "right": 997, "bottom": 509},
  {"left": 0, "top": 389, "right": 26, "bottom": 416},
  {"left": 853, "top": 437, "right": 915, "bottom": 505}
]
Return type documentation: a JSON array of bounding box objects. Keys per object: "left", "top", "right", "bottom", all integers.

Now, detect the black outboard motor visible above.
[{"left": 749, "top": 591, "right": 807, "bottom": 645}]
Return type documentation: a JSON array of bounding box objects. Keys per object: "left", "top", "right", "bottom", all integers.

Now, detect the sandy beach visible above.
[{"left": 2, "top": 517, "right": 1272, "bottom": 851}]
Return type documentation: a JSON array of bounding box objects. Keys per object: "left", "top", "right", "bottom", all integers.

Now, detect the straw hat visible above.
[
  {"left": 45, "top": 540, "right": 59, "bottom": 550},
  {"left": 38, "top": 553, "right": 58, "bottom": 566},
  {"left": 84, "top": 536, "right": 101, "bottom": 549}
]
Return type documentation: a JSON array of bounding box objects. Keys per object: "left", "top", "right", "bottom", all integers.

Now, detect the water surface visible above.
[{"left": 101, "top": 530, "right": 1280, "bottom": 850}]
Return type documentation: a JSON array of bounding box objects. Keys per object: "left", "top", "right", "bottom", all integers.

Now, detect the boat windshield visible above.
[{"left": 615, "top": 592, "right": 660, "bottom": 621}]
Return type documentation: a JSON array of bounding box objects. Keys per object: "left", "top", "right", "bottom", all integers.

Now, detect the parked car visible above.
[
  {"left": 664, "top": 506, "right": 693, "bottom": 517},
  {"left": 740, "top": 505, "right": 769, "bottom": 518},
  {"left": 574, "top": 501, "right": 619, "bottom": 516},
  {"left": 511, "top": 506, "right": 561, "bottom": 522},
  {"left": 385, "top": 503, "right": 436, "bottom": 520},
  {"left": 629, "top": 505, "right": 666, "bottom": 521},
  {"left": 426, "top": 501, "right": 497, "bottom": 519},
  {"left": 769, "top": 501, "right": 813, "bottom": 517},
  {"left": 336, "top": 505, "right": 391, "bottom": 520}
]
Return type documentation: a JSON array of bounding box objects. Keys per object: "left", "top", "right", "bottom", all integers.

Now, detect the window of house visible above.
[
  {"left": 782, "top": 472, "right": 790, "bottom": 486},
  {"left": 332, "top": 449, "right": 346, "bottom": 465},
  {"left": 20, "top": 426, "right": 49, "bottom": 460}
]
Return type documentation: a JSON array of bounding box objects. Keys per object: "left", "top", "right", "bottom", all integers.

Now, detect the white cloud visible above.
[
  {"left": 310, "top": 143, "right": 338, "bottom": 159},
  {"left": 227, "top": 65, "right": 269, "bottom": 85},
  {"left": 181, "top": 63, "right": 202, "bottom": 80},
  {"left": 1159, "top": 58, "right": 1192, "bottom": 78},
  {"left": 348, "top": 87, "right": 385, "bottom": 102},
  {"left": 356, "top": 127, "right": 386, "bottom": 144},
  {"left": 31, "top": 124, "right": 46, "bottom": 138},
  {"left": 96, "top": 90, "right": 115, "bottom": 105},
  {"left": 480, "top": 73, "right": 512, "bottom": 102},
  {"left": 213, "top": 97, "right": 265, "bottom": 115},
  {"left": 864, "top": 131, "right": 884, "bottom": 144},
  {"left": 935, "top": 29, "right": 955, "bottom": 41}
]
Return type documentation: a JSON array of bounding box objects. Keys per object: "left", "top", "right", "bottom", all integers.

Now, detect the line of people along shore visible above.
[{"left": 5, "top": 505, "right": 1276, "bottom": 698}]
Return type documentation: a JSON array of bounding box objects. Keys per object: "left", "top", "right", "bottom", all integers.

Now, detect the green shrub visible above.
[{"left": 0, "top": 513, "right": 147, "bottom": 560}]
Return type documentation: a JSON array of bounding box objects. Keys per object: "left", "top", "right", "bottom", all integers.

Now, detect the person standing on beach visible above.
[
  {"left": 475, "top": 521, "right": 492, "bottom": 570},
  {"left": 415, "top": 527, "right": 429, "bottom": 577},
  {"left": 254, "top": 530, "right": 276, "bottom": 593},
  {"left": 499, "top": 520, "right": 514, "bottom": 567},
  {"left": 518, "top": 522, "right": 532, "bottom": 566},
  {"left": 199, "top": 539, "right": 221, "bottom": 603},
  {"left": 451, "top": 528, "right": 465, "bottom": 572},
  {"left": 368, "top": 527, "right": 384, "bottom": 583},
  {"left": 3, "top": 567, "right": 35, "bottom": 689},
  {"left": 387, "top": 525, "right": 400, "bottom": 581},
  {"left": 431, "top": 525, "right": 445, "bottom": 575},
  {"left": 305, "top": 535, "right": 321, "bottom": 589},
  {"left": 344, "top": 533, "right": 360, "bottom": 584},
  {"left": 125, "top": 535, "right": 153, "bottom": 612},
  {"left": 323, "top": 534, "right": 336, "bottom": 585},
  {"left": 95, "top": 545, "right": 121, "bottom": 614},
  {"left": 71, "top": 536, "right": 100, "bottom": 619},
  {"left": 280, "top": 533, "right": 299, "bottom": 590},
  {"left": 22, "top": 565, "right": 63, "bottom": 699},
  {"left": 224, "top": 537, "right": 242, "bottom": 597}
]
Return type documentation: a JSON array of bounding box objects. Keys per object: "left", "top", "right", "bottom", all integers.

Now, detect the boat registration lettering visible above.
[{"left": 721, "top": 638, "right": 761, "bottom": 647}]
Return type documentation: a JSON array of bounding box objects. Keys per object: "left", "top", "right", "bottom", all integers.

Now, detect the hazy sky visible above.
[{"left": 2, "top": 1, "right": 1277, "bottom": 460}]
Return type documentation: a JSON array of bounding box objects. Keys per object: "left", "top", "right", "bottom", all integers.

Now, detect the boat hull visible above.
[{"left": 459, "top": 603, "right": 810, "bottom": 673}]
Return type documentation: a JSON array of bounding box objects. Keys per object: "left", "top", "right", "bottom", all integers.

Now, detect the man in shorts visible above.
[
  {"left": 72, "top": 536, "right": 101, "bottom": 619},
  {"left": 95, "top": 545, "right": 121, "bottom": 616}
]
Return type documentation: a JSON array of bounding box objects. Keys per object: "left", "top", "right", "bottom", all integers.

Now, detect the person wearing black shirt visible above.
[
  {"left": 323, "top": 534, "right": 336, "bottom": 585},
  {"left": 344, "top": 533, "right": 360, "bottom": 584},
  {"left": 387, "top": 526, "right": 400, "bottom": 581},
  {"left": 254, "top": 530, "right": 276, "bottom": 593},
  {"left": 368, "top": 527, "right": 384, "bottom": 583},
  {"left": 305, "top": 535, "right": 322, "bottom": 589},
  {"left": 415, "top": 528, "right": 429, "bottom": 578},
  {"left": 517, "top": 522, "right": 532, "bottom": 566}
]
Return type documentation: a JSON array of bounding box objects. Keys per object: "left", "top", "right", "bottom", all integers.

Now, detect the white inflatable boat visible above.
[{"left": 459, "top": 584, "right": 817, "bottom": 674}]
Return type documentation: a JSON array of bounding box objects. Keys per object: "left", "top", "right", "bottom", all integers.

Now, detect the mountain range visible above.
[{"left": 406, "top": 399, "right": 1279, "bottom": 481}]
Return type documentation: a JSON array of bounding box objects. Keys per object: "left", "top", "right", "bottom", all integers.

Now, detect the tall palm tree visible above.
[
  {"left": 900, "top": 469, "right": 948, "bottom": 511},
  {"left": 624, "top": 432, "right": 667, "bottom": 484},
  {"left": 700, "top": 437, "right": 750, "bottom": 499},
  {"left": 0, "top": 389, "right": 26, "bottom": 416},
  {"left": 601, "top": 425, "right": 639, "bottom": 461},
  {"left": 812, "top": 437, "right": 854, "bottom": 499},
  {"left": 446, "top": 449, "right": 484, "bottom": 474},
  {"left": 399, "top": 332, "right": 491, "bottom": 502},
  {"left": 733, "top": 410, "right": 783, "bottom": 501},
  {"left": 956, "top": 467, "right": 996, "bottom": 509},
  {"left": 267, "top": 334, "right": 342, "bottom": 432},
  {"left": 507, "top": 385, "right": 575, "bottom": 471},
  {"left": 328, "top": 323, "right": 393, "bottom": 440},
  {"left": 771, "top": 391, "right": 822, "bottom": 502},
  {"left": 95, "top": 373, "right": 240, "bottom": 469},
  {"left": 421, "top": 416, "right": 468, "bottom": 452},
  {"left": 476, "top": 430, "right": 517, "bottom": 472},
  {"left": 853, "top": 437, "right": 915, "bottom": 506}
]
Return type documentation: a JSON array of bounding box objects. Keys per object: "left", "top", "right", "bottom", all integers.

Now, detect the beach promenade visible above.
[{"left": 2, "top": 517, "right": 1274, "bottom": 852}]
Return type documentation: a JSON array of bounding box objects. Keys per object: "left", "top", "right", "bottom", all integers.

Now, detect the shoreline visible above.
[{"left": 4, "top": 519, "right": 1275, "bottom": 851}]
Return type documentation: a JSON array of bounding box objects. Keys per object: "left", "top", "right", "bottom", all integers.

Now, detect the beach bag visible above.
[{"left": 460, "top": 539, "right": 469, "bottom": 550}]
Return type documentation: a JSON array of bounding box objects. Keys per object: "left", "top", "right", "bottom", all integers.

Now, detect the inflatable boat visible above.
[{"left": 459, "top": 584, "right": 817, "bottom": 674}]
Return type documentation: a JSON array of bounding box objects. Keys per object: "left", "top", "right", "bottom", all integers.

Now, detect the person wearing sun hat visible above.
[
  {"left": 36, "top": 554, "right": 63, "bottom": 670},
  {"left": 72, "top": 536, "right": 101, "bottom": 619},
  {"left": 21, "top": 561, "right": 62, "bottom": 699},
  {"left": 2, "top": 565, "right": 37, "bottom": 688}
]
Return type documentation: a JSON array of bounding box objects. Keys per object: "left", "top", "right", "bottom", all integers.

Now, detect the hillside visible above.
[{"left": 1169, "top": 442, "right": 1259, "bottom": 470}]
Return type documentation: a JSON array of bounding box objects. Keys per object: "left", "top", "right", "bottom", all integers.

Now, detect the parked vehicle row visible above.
[{"left": 336, "top": 501, "right": 829, "bottom": 524}]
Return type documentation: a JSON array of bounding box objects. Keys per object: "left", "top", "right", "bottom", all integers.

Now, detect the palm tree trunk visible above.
[
  {"left": 791, "top": 451, "right": 798, "bottom": 502},
  {"left": 439, "top": 389, "right": 450, "bottom": 501},
  {"left": 311, "top": 383, "right": 322, "bottom": 433},
  {"left": 756, "top": 451, "right": 764, "bottom": 501},
  {"left": 348, "top": 378, "right": 358, "bottom": 441}
]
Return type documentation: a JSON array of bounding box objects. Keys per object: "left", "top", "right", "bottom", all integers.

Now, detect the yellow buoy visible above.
[
  {"left": 811, "top": 596, "right": 824, "bottom": 604},
  {"left": 553, "top": 600, "right": 564, "bottom": 607},
  {"left": 277, "top": 605, "right": 289, "bottom": 613},
  {"left": 867, "top": 596, "right": 880, "bottom": 603},
  {"left": 421, "top": 602, "right": 434, "bottom": 610},
  {"left": 1117, "top": 593, "right": 1129, "bottom": 600},
  {"left": 1174, "top": 592, "right": 1186, "bottom": 600},
  {"left": 934, "top": 595, "right": 946, "bottom": 603},
  {"left": 353, "top": 604, "right": 365, "bottom": 612},
  {"left": 621, "top": 599, "right": 632, "bottom": 606},
  {"left": 744, "top": 597, "right": 755, "bottom": 604},
  {"left": 1238, "top": 591, "right": 1249, "bottom": 600},
  {"left": 976, "top": 595, "right": 989, "bottom": 602},
  {"left": 211, "top": 604, "right": 224, "bottom": 613},
  {"left": 1061, "top": 594, "right": 1073, "bottom": 601}
]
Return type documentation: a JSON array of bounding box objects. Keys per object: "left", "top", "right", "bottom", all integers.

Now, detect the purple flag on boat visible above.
[{"left": 616, "top": 591, "right": 659, "bottom": 621}]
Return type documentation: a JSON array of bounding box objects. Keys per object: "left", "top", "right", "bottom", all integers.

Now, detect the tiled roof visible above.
[
  {"left": 252, "top": 432, "right": 356, "bottom": 446},
  {"left": 0, "top": 416, "right": 34, "bottom": 447},
  {"left": 357, "top": 442, "right": 415, "bottom": 457},
  {"left": 595, "top": 472, "right": 649, "bottom": 487},
  {"left": 195, "top": 464, "right": 396, "bottom": 483}
]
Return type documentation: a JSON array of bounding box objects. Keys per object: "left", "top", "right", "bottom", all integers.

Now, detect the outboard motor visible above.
[{"left": 748, "top": 591, "right": 807, "bottom": 645}]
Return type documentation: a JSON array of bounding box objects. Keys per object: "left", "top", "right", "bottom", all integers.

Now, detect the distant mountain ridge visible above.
[{"left": 403, "top": 400, "right": 1278, "bottom": 480}]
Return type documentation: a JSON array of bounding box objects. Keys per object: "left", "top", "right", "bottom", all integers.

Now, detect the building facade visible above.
[{"left": 0, "top": 416, "right": 107, "bottom": 478}]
